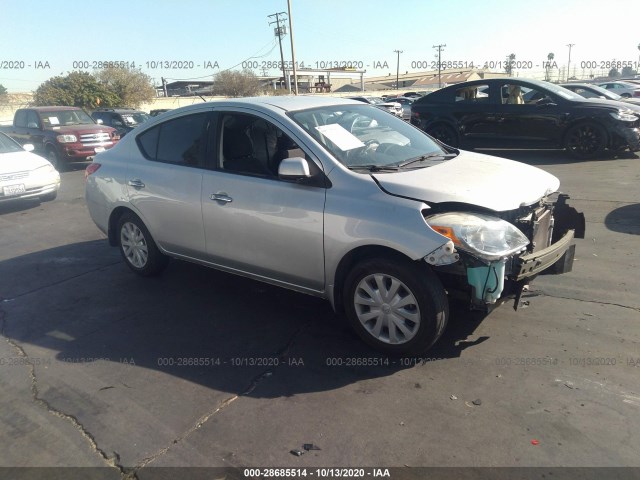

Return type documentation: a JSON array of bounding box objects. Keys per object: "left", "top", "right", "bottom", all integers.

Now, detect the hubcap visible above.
[
  {"left": 353, "top": 274, "right": 421, "bottom": 345},
  {"left": 120, "top": 222, "right": 148, "bottom": 268},
  {"left": 568, "top": 125, "right": 601, "bottom": 155}
]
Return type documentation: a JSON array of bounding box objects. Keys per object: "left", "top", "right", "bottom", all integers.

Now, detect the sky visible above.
[{"left": 1, "top": 0, "right": 639, "bottom": 92}]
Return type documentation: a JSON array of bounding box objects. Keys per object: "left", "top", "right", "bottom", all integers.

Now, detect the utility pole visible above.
[
  {"left": 566, "top": 43, "right": 575, "bottom": 82},
  {"left": 433, "top": 44, "right": 446, "bottom": 88},
  {"left": 268, "top": 12, "right": 288, "bottom": 92},
  {"left": 287, "top": 0, "right": 298, "bottom": 95},
  {"left": 394, "top": 50, "right": 403, "bottom": 90},
  {"left": 161, "top": 77, "right": 168, "bottom": 97}
]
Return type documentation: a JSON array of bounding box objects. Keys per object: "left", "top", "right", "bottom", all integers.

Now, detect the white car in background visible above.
[
  {"left": 0, "top": 132, "right": 60, "bottom": 203},
  {"left": 598, "top": 81, "right": 640, "bottom": 99}
]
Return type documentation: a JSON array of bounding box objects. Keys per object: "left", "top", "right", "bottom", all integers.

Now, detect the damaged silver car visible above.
[{"left": 85, "top": 96, "right": 584, "bottom": 354}]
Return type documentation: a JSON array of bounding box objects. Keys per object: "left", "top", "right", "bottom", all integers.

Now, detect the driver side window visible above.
[{"left": 219, "top": 113, "right": 307, "bottom": 178}]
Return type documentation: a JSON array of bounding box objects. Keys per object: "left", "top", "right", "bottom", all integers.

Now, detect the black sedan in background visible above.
[{"left": 410, "top": 78, "right": 640, "bottom": 158}]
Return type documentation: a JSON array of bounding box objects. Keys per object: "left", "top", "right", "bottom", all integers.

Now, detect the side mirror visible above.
[
  {"left": 95, "top": 119, "right": 104, "bottom": 125},
  {"left": 278, "top": 157, "right": 312, "bottom": 181},
  {"left": 23, "top": 144, "right": 35, "bottom": 152}
]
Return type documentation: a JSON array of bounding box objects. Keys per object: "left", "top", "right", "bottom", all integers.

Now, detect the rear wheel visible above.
[
  {"left": 565, "top": 122, "right": 606, "bottom": 159},
  {"left": 343, "top": 257, "right": 448, "bottom": 355},
  {"left": 117, "top": 212, "right": 169, "bottom": 276},
  {"left": 426, "top": 124, "right": 459, "bottom": 148}
]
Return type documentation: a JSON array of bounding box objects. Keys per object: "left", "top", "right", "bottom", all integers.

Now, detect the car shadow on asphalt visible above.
[
  {"left": 0, "top": 240, "right": 492, "bottom": 398},
  {"left": 604, "top": 203, "right": 640, "bottom": 235}
]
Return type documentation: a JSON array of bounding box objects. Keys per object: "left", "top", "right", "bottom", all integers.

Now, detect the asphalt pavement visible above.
[{"left": 0, "top": 152, "right": 639, "bottom": 479}]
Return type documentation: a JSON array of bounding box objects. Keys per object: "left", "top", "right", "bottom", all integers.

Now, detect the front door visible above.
[{"left": 201, "top": 110, "right": 326, "bottom": 291}]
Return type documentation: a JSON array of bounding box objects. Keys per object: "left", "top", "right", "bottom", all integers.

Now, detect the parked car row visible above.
[
  {"left": 410, "top": 78, "right": 640, "bottom": 158},
  {"left": 85, "top": 96, "right": 584, "bottom": 354},
  {"left": 348, "top": 96, "right": 403, "bottom": 118}
]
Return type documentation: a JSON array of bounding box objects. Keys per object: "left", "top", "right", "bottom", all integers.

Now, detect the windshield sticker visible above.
[
  {"left": 48, "top": 116, "right": 60, "bottom": 125},
  {"left": 315, "top": 123, "right": 365, "bottom": 151}
]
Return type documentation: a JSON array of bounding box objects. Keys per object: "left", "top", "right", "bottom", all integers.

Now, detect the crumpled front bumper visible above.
[{"left": 514, "top": 229, "right": 575, "bottom": 281}]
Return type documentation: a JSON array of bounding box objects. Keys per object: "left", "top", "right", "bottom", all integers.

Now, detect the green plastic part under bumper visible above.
[{"left": 515, "top": 229, "right": 575, "bottom": 281}]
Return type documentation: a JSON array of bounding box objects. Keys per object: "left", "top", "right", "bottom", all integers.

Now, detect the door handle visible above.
[
  {"left": 127, "top": 179, "right": 145, "bottom": 188},
  {"left": 210, "top": 193, "right": 233, "bottom": 204}
]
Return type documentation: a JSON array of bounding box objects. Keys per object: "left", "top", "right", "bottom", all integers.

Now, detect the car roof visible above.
[
  {"left": 26, "top": 106, "right": 83, "bottom": 111},
  {"left": 164, "top": 95, "right": 362, "bottom": 116}
]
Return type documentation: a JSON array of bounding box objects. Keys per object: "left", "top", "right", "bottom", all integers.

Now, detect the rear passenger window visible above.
[
  {"left": 454, "top": 85, "right": 489, "bottom": 103},
  {"left": 137, "top": 125, "right": 159, "bottom": 159},
  {"left": 137, "top": 113, "right": 209, "bottom": 166}
]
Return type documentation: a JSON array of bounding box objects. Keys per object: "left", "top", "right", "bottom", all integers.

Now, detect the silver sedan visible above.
[{"left": 86, "top": 96, "right": 583, "bottom": 354}]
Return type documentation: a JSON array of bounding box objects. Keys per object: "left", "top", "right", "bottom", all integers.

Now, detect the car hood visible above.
[
  {"left": 585, "top": 98, "right": 640, "bottom": 113},
  {"left": 371, "top": 150, "right": 560, "bottom": 212},
  {"left": 0, "top": 150, "right": 53, "bottom": 174}
]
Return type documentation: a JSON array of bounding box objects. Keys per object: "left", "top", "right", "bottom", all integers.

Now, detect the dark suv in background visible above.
[{"left": 91, "top": 108, "right": 150, "bottom": 138}]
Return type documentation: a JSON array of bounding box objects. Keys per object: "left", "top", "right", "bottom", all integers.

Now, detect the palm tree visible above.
[{"left": 545, "top": 52, "right": 555, "bottom": 81}]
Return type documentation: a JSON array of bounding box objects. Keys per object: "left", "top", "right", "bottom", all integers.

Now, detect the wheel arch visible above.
[
  {"left": 108, "top": 206, "right": 136, "bottom": 246},
  {"left": 331, "top": 244, "right": 428, "bottom": 313}
]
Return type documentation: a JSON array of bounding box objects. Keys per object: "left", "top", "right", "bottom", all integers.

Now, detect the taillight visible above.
[{"left": 85, "top": 162, "right": 101, "bottom": 181}]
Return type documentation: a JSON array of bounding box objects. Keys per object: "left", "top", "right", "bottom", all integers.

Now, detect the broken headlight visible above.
[{"left": 426, "top": 212, "right": 529, "bottom": 262}]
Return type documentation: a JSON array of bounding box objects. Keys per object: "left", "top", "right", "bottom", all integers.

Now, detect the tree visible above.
[
  {"left": 505, "top": 53, "right": 516, "bottom": 76},
  {"left": 621, "top": 66, "right": 637, "bottom": 77},
  {"left": 545, "top": 52, "right": 555, "bottom": 81},
  {"left": 33, "top": 72, "right": 119, "bottom": 109},
  {"left": 0, "top": 83, "right": 7, "bottom": 97},
  {"left": 95, "top": 66, "right": 156, "bottom": 108},
  {"left": 213, "top": 69, "right": 262, "bottom": 97},
  {"left": 608, "top": 67, "right": 620, "bottom": 78}
]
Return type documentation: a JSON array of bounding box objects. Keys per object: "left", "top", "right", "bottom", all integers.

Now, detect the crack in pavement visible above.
[
  {"left": 131, "top": 318, "right": 313, "bottom": 473},
  {"left": 527, "top": 290, "right": 640, "bottom": 313},
  {"left": 2, "top": 260, "right": 121, "bottom": 303},
  {"left": 0, "top": 305, "right": 129, "bottom": 478}
]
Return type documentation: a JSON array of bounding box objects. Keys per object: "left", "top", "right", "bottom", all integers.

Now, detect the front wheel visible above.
[
  {"left": 343, "top": 258, "right": 448, "bottom": 355},
  {"left": 565, "top": 122, "right": 606, "bottom": 159},
  {"left": 46, "top": 147, "right": 64, "bottom": 171},
  {"left": 117, "top": 212, "right": 169, "bottom": 276}
]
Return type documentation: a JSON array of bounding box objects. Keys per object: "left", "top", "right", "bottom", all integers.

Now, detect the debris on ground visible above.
[
  {"left": 531, "top": 439, "right": 540, "bottom": 445},
  {"left": 472, "top": 399, "right": 482, "bottom": 406},
  {"left": 290, "top": 449, "right": 304, "bottom": 456},
  {"left": 450, "top": 394, "right": 458, "bottom": 400},
  {"left": 303, "top": 444, "right": 321, "bottom": 451}
]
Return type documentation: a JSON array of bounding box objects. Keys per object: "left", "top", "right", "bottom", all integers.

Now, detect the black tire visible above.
[
  {"left": 426, "top": 124, "right": 459, "bottom": 148},
  {"left": 117, "top": 211, "right": 169, "bottom": 276},
  {"left": 343, "top": 257, "right": 448, "bottom": 355},
  {"left": 40, "top": 191, "right": 57, "bottom": 202},
  {"left": 46, "top": 147, "right": 64, "bottom": 171},
  {"left": 621, "top": 93, "right": 631, "bottom": 98},
  {"left": 565, "top": 122, "right": 607, "bottom": 159}
]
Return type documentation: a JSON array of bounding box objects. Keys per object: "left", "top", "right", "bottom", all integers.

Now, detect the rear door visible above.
[
  {"left": 200, "top": 109, "right": 326, "bottom": 291},
  {"left": 126, "top": 110, "right": 211, "bottom": 258},
  {"left": 449, "top": 83, "right": 499, "bottom": 147}
]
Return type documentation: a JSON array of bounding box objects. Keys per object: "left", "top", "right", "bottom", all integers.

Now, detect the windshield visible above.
[
  {"left": 122, "top": 112, "right": 150, "bottom": 126},
  {"left": 40, "top": 110, "right": 95, "bottom": 126},
  {"left": 0, "top": 132, "right": 24, "bottom": 154},
  {"left": 290, "top": 103, "right": 448, "bottom": 169}
]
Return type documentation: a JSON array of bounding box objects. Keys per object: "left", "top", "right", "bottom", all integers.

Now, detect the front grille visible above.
[
  {"left": 0, "top": 171, "right": 29, "bottom": 182},
  {"left": 80, "top": 132, "right": 111, "bottom": 146}
]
